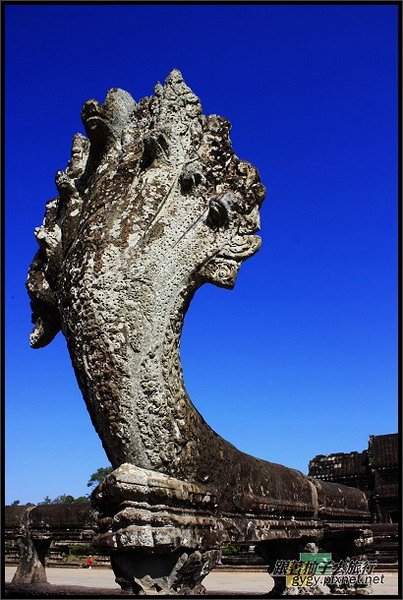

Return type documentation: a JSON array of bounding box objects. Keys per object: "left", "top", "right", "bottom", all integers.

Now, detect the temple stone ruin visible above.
[
  {"left": 309, "top": 433, "right": 398, "bottom": 565},
  {"left": 24, "top": 70, "right": 374, "bottom": 595}
]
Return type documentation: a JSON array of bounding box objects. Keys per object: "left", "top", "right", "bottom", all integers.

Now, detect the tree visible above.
[
  {"left": 37, "top": 494, "right": 89, "bottom": 505},
  {"left": 10, "top": 500, "right": 20, "bottom": 506},
  {"left": 72, "top": 495, "right": 90, "bottom": 504},
  {"left": 31, "top": 467, "right": 113, "bottom": 506},
  {"left": 53, "top": 494, "right": 76, "bottom": 504},
  {"left": 87, "top": 466, "right": 113, "bottom": 489}
]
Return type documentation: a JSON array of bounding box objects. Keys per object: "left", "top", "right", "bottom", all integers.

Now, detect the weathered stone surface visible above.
[
  {"left": 27, "top": 70, "right": 266, "bottom": 485},
  {"left": 27, "top": 71, "right": 373, "bottom": 594},
  {"left": 6, "top": 505, "right": 98, "bottom": 585},
  {"left": 92, "top": 464, "right": 369, "bottom": 548},
  {"left": 110, "top": 548, "right": 220, "bottom": 595},
  {"left": 11, "top": 508, "right": 49, "bottom": 585}
]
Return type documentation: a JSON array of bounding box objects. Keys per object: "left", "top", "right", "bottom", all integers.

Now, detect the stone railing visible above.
[{"left": 4, "top": 504, "right": 98, "bottom": 583}]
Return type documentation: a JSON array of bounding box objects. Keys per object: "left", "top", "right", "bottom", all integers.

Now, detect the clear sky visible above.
[{"left": 5, "top": 3, "right": 398, "bottom": 504}]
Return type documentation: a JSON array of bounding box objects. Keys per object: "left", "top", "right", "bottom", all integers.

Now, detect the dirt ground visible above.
[{"left": 4, "top": 566, "right": 399, "bottom": 596}]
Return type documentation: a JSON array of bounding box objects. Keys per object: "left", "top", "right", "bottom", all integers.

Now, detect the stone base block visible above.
[
  {"left": 91, "top": 464, "right": 373, "bottom": 595},
  {"left": 110, "top": 548, "right": 220, "bottom": 595}
]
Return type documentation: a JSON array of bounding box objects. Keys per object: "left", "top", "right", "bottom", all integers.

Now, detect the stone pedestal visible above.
[
  {"left": 11, "top": 508, "right": 51, "bottom": 585},
  {"left": 110, "top": 549, "right": 219, "bottom": 595},
  {"left": 321, "top": 528, "right": 374, "bottom": 595},
  {"left": 255, "top": 538, "right": 324, "bottom": 596},
  {"left": 255, "top": 529, "right": 374, "bottom": 596},
  {"left": 92, "top": 464, "right": 225, "bottom": 595},
  {"left": 92, "top": 464, "right": 374, "bottom": 595}
]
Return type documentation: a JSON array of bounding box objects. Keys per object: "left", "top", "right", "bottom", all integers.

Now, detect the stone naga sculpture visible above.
[
  {"left": 28, "top": 71, "right": 372, "bottom": 595},
  {"left": 27, "top": 69, "right": 265, "bottom": 477}
]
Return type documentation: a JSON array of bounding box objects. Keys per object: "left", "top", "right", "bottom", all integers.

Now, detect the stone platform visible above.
[{"left": 4, "top": 566, "right": 399, "bottom": 597}]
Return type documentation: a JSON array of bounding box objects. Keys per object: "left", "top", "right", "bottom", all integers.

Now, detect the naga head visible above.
[{"left": 27, "top": 70, "right": 266, "bottom": 349}]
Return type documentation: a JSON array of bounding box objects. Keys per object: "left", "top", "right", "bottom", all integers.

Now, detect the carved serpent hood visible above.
[
  {"left": 27, "top": 71, "right": 372, "bottom": 523},
  {"left": 28, "top": 71, "right": 265, "bottom": 344},
  {"left": 30, "top": 70, "right": 358, "bottom": 517},
  {"left": 27, "top": 69, "right": 265, "bottom": 470}
]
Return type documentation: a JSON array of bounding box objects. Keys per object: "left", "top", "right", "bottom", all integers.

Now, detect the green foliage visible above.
[
  {"left": 87, "top": 466, "right": 113, "bottom": 488},
  {"left": 10, "top": 500, "right": 20, "bottom": 506},
  {"left": 73, "top": 495, "right": 90, "bottom": 504},
  {"left": 66, "top": 543, "right": 93, "bottom": 557},
  {"left": 222, "top": 545, "right": 244, "bottom": 556},
  {"left": 53, "top": 494, "right": 76, "bottom": 504},
  {"left": 32, "top": 466, "right": 111, "bottom": 507},
  {"left": 39, "top": 494, "right": 89, "bottom": 505}
]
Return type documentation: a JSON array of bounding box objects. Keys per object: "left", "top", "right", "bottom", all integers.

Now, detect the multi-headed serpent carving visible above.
[
  {"left": 27, "top": 69, "right": 268, "bottom": 491},
  {"left": 27, "top": 71, "right": 372, "bottom": 596}
]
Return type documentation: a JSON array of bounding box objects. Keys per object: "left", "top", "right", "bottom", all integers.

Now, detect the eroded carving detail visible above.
[
  {"left": 27, "top": 70, "right": 266, "bottom": 481},
  {"left": 28, "top": 71, "right": 372, "bottom": 595}
]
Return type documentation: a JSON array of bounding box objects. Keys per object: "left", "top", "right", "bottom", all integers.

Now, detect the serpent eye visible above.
[{"left": 206, "top": 197, "right": 230, "bottom": 229}]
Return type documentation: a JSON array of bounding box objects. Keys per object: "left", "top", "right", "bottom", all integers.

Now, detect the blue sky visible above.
[{"left": 5, "top": 4, "right": 398, "bottom": 504}]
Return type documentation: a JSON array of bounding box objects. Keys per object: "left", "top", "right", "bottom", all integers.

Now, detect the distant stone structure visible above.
[
  {"left": 308, "top": 433, "right": 398, "bottom": 523},
  {"left": 5, "top": 505, "right": 97, "bottom": 584},
  {"left": 368, "top": 434, "right": 399, "bottom": 524},
  {"left": 24, "top": 71, "right": 374, "bottom": 595},
  {"left": 309, "top": 433, "right": 398, "bottom": 563}
]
